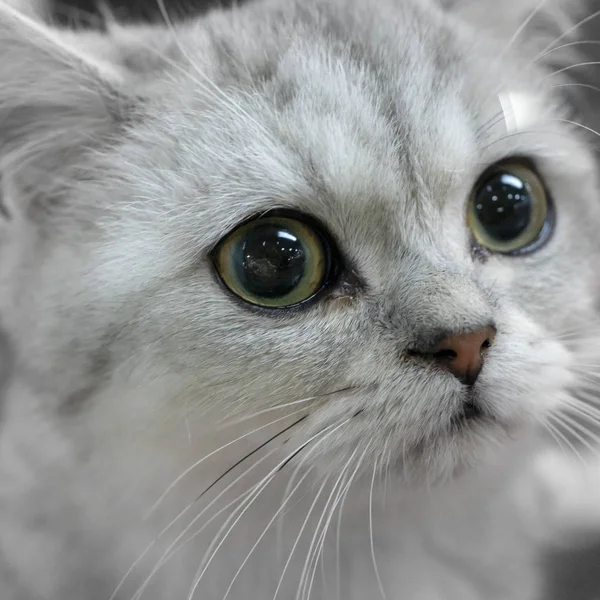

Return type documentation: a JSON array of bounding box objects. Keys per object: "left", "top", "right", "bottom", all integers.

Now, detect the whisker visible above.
[
  {"left": 369, "top": 457, "right": 387, "bottom": 600},
  {"left": 562, "top": 399, "right": 596, "bottom": 420},
  {"left": 224, "top": 387, "right": 357, "bottom": 428},
  {"left": 542, "top": 419, "right": 571, "bottom": 460},
  {"left": 570, "top": 386, "right": 600, "bottom": 406},
  {"left": 563, "top": 396, "right": 600, "bottom": 422},
  {"left": 546, "top": 414, "right": 579, "bottom": 455},
  {"left": 502, "top": 0, "right": 549, "bottom": 61},
  {"left": 222, "top": 398, "right": 317, "bottom": 426},
  {"left": 474, "top": 108, "right": 509, "bottom": 139},
  {"left": 555, "top": 415, "right": 600, "bottom": 456},
  {"left": 571, "top": 381, "right": 600, "bottom": 395},
  {"left": 129, "top": 450, "right": 277, "bottom": 600},
  {"left": 220, "top": 469, "right": 316, "bottom": 600},
  {"left": 335, "top": 474, "right": 348, "bottom": 600},
  {"left": 563, "top": 408, "right": 600, "bottom": 432},
  {"left": 536, "top": 40, "right": 600, "bottom": 64},
  {"left": 554, "top": 325, "right": 600, "bottom": 341},
  {"left": 572, "top": 368, "right": 600, "bottom": 380},
  {"left": 275, "top": 435, "right": 331, "bottom": 564},
  {"left": 572, "top": 364, "right": 600, "bottom": 372},
  {"left": 193, "top": 415, "right": 309, "bottom": 505},
  {"left": 546, "top": 413, "right": 587, "bottom": 467},
  {"left": 272, "top": 477, "right": 331, "bottom": 600},
  {"left": 131, "top": 416, "right": 308, "bottom": 598},
  {"left": 555, "top": 119, "right": 600, "bottom": 142},
  {"left": 303, "top": 444, "right": 371, "bottom": 600},
  {"left": 534, "top": 9, "right": 600, "bottom": 63},
  {"left": 297, "top": 447, "right": 361, "bottom": 600},
  {"left": 109, "top": 539, "right": 156, "bottom": 600},
  {"left": 479, "top": 128, "right": 575, "bottom": 153},
  {"left": 188, "top": 419, "right": 352, "bottom": 600},
  {"left": 297, "top": 471, "right": 350, "bottom": 600},
  {"left": 188, "top": 473, "right": 281, "bottom": 599},
  {"left": 544, "top": 61, "right": 600, "bottom": 79},
  {"left": 146, "top": 411, "right": 308, "bottom": 517}
]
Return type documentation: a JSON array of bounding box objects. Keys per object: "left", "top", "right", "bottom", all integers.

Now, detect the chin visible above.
[{"left": 406, "top": 422, "right": 519, "bottom": 484}]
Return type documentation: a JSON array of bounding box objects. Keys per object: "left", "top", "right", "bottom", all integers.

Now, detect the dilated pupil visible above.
[
  {"left": 235, "top": 224, "right": 306, "bottom": 298},
  {"left": 474, "top": 173, "right": 532, "bottom": 242}
]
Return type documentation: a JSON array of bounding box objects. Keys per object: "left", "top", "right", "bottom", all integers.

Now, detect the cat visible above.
[{"left": 1, "top": 0, "right": 600, "bottom": 598}]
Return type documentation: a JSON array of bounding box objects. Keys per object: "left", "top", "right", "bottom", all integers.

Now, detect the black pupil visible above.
[
  {"left": 474, "top": 172, "right": 532, "bottom": 242},
  {"left": 235, "top": 223, "right": 308, "bottom": 299}
]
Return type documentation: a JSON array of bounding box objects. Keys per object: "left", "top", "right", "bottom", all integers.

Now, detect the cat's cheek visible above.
[{"left": 478, "top": 328, "right": 574, "bottom": 425}]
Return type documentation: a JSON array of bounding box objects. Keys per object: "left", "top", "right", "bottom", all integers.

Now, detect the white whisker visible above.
[
  {"left": 272, "top": 477, "right": 331, "bottom": 600},
  {"left": 224, "top": 397, "right": 317, "bottom": 427},
  {"left": 275, "top": 439, "right": 332, "bottom": 575},
  {"left": 557, "top": 413, "right": 600, "bottom": 455},
  {"left": 563, "top": 397, "right": 600, "bottom": 423},
  {"left": 334, "top": 474, "right": 347, "bottom": 600},
  {"left": 502, "top": 0, "right": 549, "bottom": 61},
  {"left": 109, "top": 539, "right": 156, "bottom": 600},
  {"left": 220, "top": 469, "right": 315, "bottom": 600},
  {"left": 544, "top": 61, "right": 600, "bottom": 79},
  {"left": 569, "top": 387, "right": 600, "bottom": 407},
  {"left": 370, "top": 457, "right": 387, "bottom": 600},
  {"left": 188, "top": 419, "right": 352, "bottom": 600},
  {"left": 302, "top": 443, "right": 372, "bottom": 600},
  {"left": 536, "top": 40, "right": 600, "bottom": 64},
  {"left": 534, "top": 9, "right": 600, "bottom": 62},
  {"left": 129, "top": 449, "right": 277, "bottom": 600},
  {"left": 307, "top": 448, "right": 363, "bottom": 600},
  {"left": 297, "top": 454, "right": 357, "bottom": 600},
  {"left": 542, "top": 419, "right": 571, "bottom": 460},
  {"left": 546, "top": 413, "right": 587, "bottom": 467},
  {"left": 146, "top": 408, "right": 308, "bottom": 517}
]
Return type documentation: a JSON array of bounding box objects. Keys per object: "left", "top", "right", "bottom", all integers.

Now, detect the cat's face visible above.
[{"left": 0, "top": 0, "right": 599, "bottom": 488}]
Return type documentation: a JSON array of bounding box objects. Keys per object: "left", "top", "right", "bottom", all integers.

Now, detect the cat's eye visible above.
[
  {"left": 213, "top": 214, "right": 333, "bottom": 309},
  {"left": 467, "top": 162, "right": 552, "bottom": 254}
]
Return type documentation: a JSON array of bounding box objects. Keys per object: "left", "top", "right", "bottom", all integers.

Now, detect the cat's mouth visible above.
[
  {"left": 448, "top": 389, "right": 494, "bottom": 432},
  {"left": 448, "top": 398, "right": 484, "bottom": 432},
  {"left": 462, "top": 399, "right": 484, "bottom": 421}
]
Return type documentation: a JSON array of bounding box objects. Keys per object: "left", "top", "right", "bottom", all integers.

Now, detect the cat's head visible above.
[{"left": 0, "top": 0, "right": 598, "bottom": 486}]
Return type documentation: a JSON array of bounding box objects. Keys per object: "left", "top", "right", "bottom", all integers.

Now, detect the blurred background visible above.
[{"left": 45, "top": 1, "right": 600, "bottom": 597}]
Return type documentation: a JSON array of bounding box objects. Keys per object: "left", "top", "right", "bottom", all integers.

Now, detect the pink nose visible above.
[{"left": 431, "top": 326, "right": 496, "bottom": 385}]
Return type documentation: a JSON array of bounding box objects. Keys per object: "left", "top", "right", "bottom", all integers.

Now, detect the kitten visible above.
[{"left": 0, "top": 0, "right": 599, "bottom": 598}]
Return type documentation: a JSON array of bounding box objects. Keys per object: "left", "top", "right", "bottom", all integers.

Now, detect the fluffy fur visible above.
[{"left": 1, "top": 0, "right": 600, "bottom": 598}]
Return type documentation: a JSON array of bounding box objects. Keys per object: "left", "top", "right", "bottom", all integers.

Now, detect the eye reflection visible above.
[
  {"left": 467, "top": 162, "right": 552, "bottom": 254},
  {"left": 214, "top": 215, "right": 333, "bottom": 308}
]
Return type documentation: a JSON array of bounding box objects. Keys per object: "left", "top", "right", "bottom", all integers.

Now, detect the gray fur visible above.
[{"left": 0, "top": 0, "right": 600, "bottom": 598}]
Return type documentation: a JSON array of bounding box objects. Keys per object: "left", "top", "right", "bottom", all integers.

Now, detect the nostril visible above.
[
  {"left": 433, "top": 348, "right": 457, "bottom": 361},
  {"left": 481, "top": 338, "right": 492, "bottom": 350}
]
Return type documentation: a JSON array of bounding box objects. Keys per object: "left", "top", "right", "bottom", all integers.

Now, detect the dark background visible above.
[
  {"left": 47, "top": 0, "right": 600, "bottom": 597},
  {"left": 51, "top": 0, "right": 230, "bottom": 23}
]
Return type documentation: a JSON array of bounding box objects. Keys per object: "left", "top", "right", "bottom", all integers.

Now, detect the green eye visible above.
[
  {"left": 214, "top": 215, "right": 332, "bottom": 308},
  {"left": 467, "top": 163, "right": 552, "bottom": 254}
]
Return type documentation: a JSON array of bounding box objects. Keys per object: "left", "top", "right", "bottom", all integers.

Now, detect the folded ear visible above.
[
  {"left": 442, "top": 0, "right": 587, "bottom": 59},
  {"left": 0, "top": 2, "right": 126, "bottom": 220}
]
